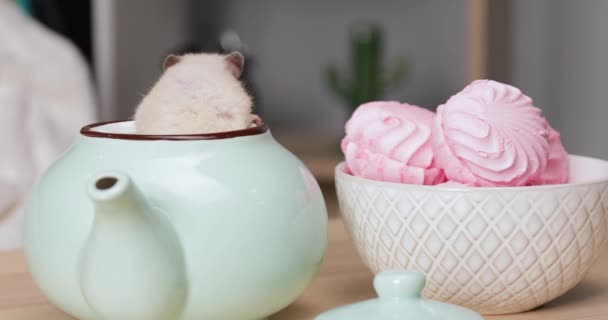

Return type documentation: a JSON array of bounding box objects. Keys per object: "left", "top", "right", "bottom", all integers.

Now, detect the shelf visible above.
[{"left": 273, "top": 130, "right": 344, "bottom": 185}]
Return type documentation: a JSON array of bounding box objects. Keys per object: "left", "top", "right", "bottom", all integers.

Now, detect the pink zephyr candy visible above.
[
  {"left": 432, "top": 80, "right": 552, "bottom": 187},
  {"left": 531, "top": 125, "right": 569, "bottom": 185},
  {"left": 342, "top": 101, "right": 446, "bottom": 185}
]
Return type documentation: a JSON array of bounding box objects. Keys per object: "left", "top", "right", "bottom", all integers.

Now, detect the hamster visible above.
[{"left": 134, "top": 52, "right": 259, "bottom": 134}]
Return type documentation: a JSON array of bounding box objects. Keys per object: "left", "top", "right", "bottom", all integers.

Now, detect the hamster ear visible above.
[
  {"left": 224, "top": 52, "right": 245, "bottom": 78},
  {"left": 163, "top": 54, "right": 181, "bottom": 70}
]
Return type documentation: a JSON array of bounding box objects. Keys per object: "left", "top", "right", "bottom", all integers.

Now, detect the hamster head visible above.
[{"left": 134, "top": 51, "right": 256, "bottom": 135}]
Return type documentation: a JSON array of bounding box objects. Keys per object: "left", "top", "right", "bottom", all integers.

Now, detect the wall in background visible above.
[
  {"left": 94, "top": 0, "right": 191, "bottom": 120},
  {"left": 191, "top": 0, "right": 469, "bottom": 137},
  {"left": 96, "top": 0, "right": 608, "bottom": 158},
  {"left": 511, "top": 0, "right": 608, "bottom": 159},
  {"left": 115, "top": 0, "right": 191, "bottom": 120},
  {"left": 99, "top": 1, "right": 469, "bottom": 138}
]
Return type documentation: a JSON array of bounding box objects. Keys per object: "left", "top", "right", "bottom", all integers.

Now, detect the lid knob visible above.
[{"left": 373, "top": 270, "right": 426, "bottom": 300}]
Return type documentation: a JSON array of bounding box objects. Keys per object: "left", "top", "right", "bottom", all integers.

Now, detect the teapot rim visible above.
[{"left": 80, "top": 119, "right": 269, "bottom": 141}]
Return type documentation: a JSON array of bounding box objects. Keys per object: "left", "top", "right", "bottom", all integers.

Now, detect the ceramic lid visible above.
[{"left": 315, "top": 270, "right": 484, "bottom": 320}]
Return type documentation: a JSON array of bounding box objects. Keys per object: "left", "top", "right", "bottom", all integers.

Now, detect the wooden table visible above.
[{"left": 1, "top": 217, "right": 607, "bottom": 319}]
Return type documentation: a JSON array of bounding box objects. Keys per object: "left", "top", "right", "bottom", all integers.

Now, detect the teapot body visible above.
[{"left": 24, "top": 121, "right": 328, "bottom": 320}]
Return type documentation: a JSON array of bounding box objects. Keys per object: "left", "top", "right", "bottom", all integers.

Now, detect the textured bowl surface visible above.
[{"left": 336, "top": 155, "right": 608, "bottom": 315}]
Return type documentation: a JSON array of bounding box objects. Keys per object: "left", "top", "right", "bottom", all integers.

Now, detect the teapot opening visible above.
[
  {"left": 87, "top": 172, "right": 131, "bottom": 203},
  {"left": 95, "top": 177, "right": 118, "bottom": 190},
  {"left": 80, "top": 120, "right": 268, "bottom": 141}
]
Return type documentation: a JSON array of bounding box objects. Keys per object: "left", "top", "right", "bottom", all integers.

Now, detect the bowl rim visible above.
[{"left": 335, "top": 154, "right": 608, "bottom": 191}]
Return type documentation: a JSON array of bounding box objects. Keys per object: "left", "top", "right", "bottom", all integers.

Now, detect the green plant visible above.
[{"left": 326, "top": 23, "right": 408, "bottom": 111}]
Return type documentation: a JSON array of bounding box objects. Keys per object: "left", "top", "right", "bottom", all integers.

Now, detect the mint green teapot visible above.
[{"left": 24, "top": 120, "right": 328, "bottom": 320}]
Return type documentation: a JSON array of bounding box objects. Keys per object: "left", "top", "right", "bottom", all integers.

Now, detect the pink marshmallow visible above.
[
  {"left": 432, "top": 80, "right": 552, "bottom": 187},
  {"left": 530, "top": 126, "right": 569, "bottom": 185},
  {"left": 342, "top": 101, "right": 446, "bottom": 185}
]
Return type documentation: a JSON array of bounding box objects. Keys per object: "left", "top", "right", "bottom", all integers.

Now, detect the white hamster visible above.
[{"left": 134, "top": 52, "right": 258, "bottom": 134}]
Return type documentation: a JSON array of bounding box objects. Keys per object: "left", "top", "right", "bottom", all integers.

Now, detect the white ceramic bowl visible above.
[{"left": 335, "top": 155, "right": 608, "bottom": 315}]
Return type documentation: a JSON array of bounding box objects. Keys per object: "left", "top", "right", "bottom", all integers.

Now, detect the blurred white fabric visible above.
[{"left": 0, "top": 2, "right": 96, "bottom": 250}]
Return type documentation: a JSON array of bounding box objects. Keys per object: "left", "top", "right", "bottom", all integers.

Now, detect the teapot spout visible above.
[
  {"left": 87, "top": 172, "right": 134, "bottom": 210},
  {"left": 81, "top": 172, "right": 187, "bottom": 320}
]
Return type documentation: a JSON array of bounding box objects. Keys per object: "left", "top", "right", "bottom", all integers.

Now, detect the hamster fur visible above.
[{"left": 134, "top": 52, "right": 257, "bottom": 134}]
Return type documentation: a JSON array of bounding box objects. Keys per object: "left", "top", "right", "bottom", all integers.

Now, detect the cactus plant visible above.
[{"left": 326, "top": 23, "right": 408, "bottom": 111}]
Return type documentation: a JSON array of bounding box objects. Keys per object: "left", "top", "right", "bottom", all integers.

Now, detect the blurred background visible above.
[
  {"left": 21, "top": 0, "right": 608, "bottom": 157},
  {"left": 1, "top": 0, "right": 608, "bottom": 248}
]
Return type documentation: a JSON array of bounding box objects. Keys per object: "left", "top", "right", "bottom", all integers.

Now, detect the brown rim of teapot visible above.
[{"left": 80, "top": 119, "right": 268, "bottom": 141}]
